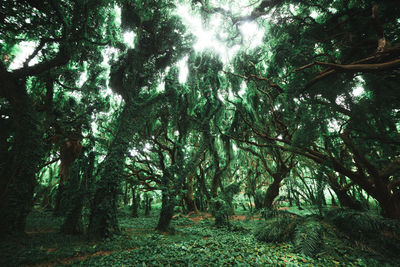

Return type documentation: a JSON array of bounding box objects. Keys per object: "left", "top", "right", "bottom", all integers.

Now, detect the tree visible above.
[
  {"left": 221, "top": 0, "right": 400, "bottom": 220},
  {"left": 0, "top": 0, "right": 116, "bottom": 237},
  {"left": 88, "top": 1, "right": 192, "bottom": 238}
]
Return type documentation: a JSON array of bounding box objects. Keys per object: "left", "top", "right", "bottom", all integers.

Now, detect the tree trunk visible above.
[
  {"left": 88, "top": 105, "right": 134, "bottom": 239},
  {"left": 156, "top": 192, "right": 175, "bottom": 232},
  {"left": 0, "top": 77, "right": 46, "bottom": 237},
  {"left": 211, "top": 171, "right": 221, "bottom": 198},
  {"left": 53, "top": 183, "right": 65, "bottom": 216},
  {"left": 144, "top": 194, "right": 152, "bottom": 216},
  {"left": 327, "top": 173, "right": 363, "bottom": 210},
  {"left": 61, "top": 193, "right": 84, "bottom": 234},
  {"left": 61, "top": 158, "right": 89, "bottom": 235},
  {"left": 264, "top": 175, "right": 284, "bottom": 209},
  {"left": 376, "top": 193, "right": 400, "bottom": 220},
  {"left": 123, "top": 182, "right": 129, "bottom": 206},
  {"left": 131, "top": 186, "right": 138, "bottom": 218},
  {"left": 184, "top": 174, "right": 198, "bottom": 213}
]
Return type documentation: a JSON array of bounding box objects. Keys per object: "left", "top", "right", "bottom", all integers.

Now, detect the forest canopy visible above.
[{"left": 0, "top": 0, "right": 400, "bottom": 265}]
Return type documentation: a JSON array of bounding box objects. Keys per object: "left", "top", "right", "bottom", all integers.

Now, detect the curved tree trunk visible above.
[
  {"left": 264, "top": 175, "right": 284, "bottom": 209},
  {"left": 327, "top": 173, "right": 363, "bottom": 210}
]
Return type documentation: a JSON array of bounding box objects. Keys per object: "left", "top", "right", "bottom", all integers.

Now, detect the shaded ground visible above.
[{"left": 0, "top": 208, "right": 398, "bottom": 266}]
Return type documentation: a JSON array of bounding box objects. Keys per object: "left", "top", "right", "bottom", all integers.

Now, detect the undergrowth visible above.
[{"left": 1, "top": 208, "right": 399, "bottom": 266}]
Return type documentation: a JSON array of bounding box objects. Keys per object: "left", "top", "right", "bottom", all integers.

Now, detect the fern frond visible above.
[{"left": 294, "top": 219, "right": 323, "bottom": 257}]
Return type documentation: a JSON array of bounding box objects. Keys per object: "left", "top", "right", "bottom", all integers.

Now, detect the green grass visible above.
[{"left": 0, "top": 208, "right": 399, "bottom": 267}]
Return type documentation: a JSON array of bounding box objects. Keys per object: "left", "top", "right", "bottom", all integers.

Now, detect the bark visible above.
[
  {"left": 375, "top": 191, "right": 400, "bottom": 220},
  {"left": 156, "top": 192, "right": 175, "bottom": 232},
  {"left": 327, "top": 173, "right": 363, "bottom": 210},
  {"left": 263, "top": 175, "right": 284, "bottom": 209},
  {"left": 61, "top": 152, "right": 94, "bottom": 235},
  {"left": 88, "top": 105, "right": 134, "bottom": 239},
  {"left": 211, "top": 170, "right": 222, "bottom": 198},
  {"left": 53, "top": 183, "right": 65, "bottom": 216},
  {"left": 131, "top": 186, "right": 138, "bottom": 218},
  {"left": 0, "top": 74, "right": 46, "bottom": 237},
  {"left": 144, "top": 194, "right": 152, "bottom": 216},
  {"left": 61, "top": 192, "right": 84, "bottom": 235},
  {"left": 184, "top": 174, "right": 198, "bottom": 213}
]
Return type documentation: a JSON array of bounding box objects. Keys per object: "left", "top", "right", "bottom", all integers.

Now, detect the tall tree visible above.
[
  {"left": 88, "top": 1, "right": 192, "bottom": 238},
  {"left": 0, "top": 0, "right": 116, "bottom": 237}
]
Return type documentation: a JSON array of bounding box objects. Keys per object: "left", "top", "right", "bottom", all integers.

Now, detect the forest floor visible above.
[{"left": 0, "top": 208, "right": 399, "bottom": 266}]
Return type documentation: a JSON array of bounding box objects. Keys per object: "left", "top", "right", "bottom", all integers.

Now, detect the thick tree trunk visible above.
[
  {"left": 156, "top": 193, "right": 174, "bottom": 232},
  {"left": 0, "top": 77, "right": 46, "bottom": 237},
  {"left": 211, "top": 171, "right": 221, "bottom": 198},
  {"left": 335, "top": 188, "right": 363, "bottom": 210},
  {"left": 61, "top": 160, "right": 86, "bottom": 235},
  {"left": 61, "top": 194, "right": 84, "bottom": 234},
  {"left": 53, "top": 183, "right": 65, "bottom": 216},
  {"left": 88, "top": 105, "right": 134, "bottom": 239},
  {"left": 264, "top": 175, "right": 284, "bottom": 209},
  {"left": 376, "top": 193, "right": 400, "bottom": 220}
]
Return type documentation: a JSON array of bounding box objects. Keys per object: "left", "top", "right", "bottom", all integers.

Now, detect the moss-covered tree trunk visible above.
[
  {"left": 0, "top": 75, "right": 46, "bottom": 237},
  {"left": 88, "top": 105, "right": 134, "bottom": 239},
  {"left": 156, "top": 191, "right": 175, "bottom": 232},
  {"left": 61, "top": 150, "right": 95, "bottom": 235}
]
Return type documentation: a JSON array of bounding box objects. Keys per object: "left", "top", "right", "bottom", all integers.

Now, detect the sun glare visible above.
[
  {"left": 123, "top": 31, "right": 136, "bottom": 48},
  {"left": 9, "top": 41, "right": 38, "bottom": 70}
]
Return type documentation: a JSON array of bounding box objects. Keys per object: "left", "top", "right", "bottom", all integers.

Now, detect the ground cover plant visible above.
[
  {"left": 1, "top": 0, "right": 399, "bottom": 266},
  {"left": 1, "top": 206, "right": 400, "bottom": 267}
]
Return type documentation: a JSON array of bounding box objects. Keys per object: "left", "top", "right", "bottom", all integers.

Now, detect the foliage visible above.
[
  {"left": 294, "top": 218, "right": 323, "bottom": 257},
  {"left": 255, "top": 216, "right": 297, "bottom": 242},
  {"left": 326, "top": 209, "right": 400, "bottom": 257},
  {"left": 2, "top": 209, "right": 400, "bottom": 267},
  {"left": 1, "top": 0, "right": 400, "bottom": 265}
]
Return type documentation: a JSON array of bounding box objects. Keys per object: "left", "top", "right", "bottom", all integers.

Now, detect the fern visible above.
[
  {"left": 325, "top": 209, "right": 400, "bottom": 256},
  {"left": 254, "top": 216, "right": 297, "bottom": 242},
  {"left": 261, "top": 208, "right": 294, "bottom": 219},
  {"left": 294, "top": 219, "right": 323, "bottom": 257},
  {"left": 326, "top": 209, "right": 389, "bottom": 239}
]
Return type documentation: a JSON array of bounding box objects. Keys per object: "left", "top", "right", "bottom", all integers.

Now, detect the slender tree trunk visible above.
[
  {"left": 287, "top": 185, "right": 293, "bottom": 207},
  {"left": 131, "top": 186, "right": 138, "bottom": 218},
  {"left": 248, "top": 194, "right": 253, "bottom": 212},
  {"left": 144, "top": 194, "right": 151, "bottom": 216},
  {"left": 184, "top": 174, "right": 198, "bottom": 213},
  {"left": 123, "top": 182, "right": 129, "bottom": 206},
  {"left": 328, "top": 188, "right": 337, "bottom": 206}
]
